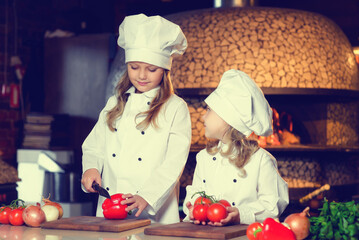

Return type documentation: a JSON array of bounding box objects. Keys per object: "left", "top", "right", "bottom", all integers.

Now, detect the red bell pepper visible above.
[
  {"left": 261, "top": 218, "right": 296, "bottom": 240},
  {"left": 102, "top": 193, "right": 128, "bottom": 219}
]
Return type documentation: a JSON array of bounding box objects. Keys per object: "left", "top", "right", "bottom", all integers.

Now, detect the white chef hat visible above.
[
  {"left": 205, "top": 69, "right": 273, "bottom": 137},
  {"left": 117, "top": 13, "right": 187, "bottom": 70}
]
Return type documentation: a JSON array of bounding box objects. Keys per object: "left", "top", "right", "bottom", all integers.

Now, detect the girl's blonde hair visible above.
[
  {"left": 106, "top": 69, "right": 173, "bottom": 131},
  {"left": 206, "top": 127, "right": 259, "bottom": 176}
]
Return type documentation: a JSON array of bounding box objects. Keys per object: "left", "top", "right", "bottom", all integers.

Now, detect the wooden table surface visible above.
[{"left": 0, "top": 223, "right": 249, "bottom": 240}]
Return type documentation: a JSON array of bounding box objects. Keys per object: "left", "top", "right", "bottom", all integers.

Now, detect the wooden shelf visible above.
[
  {"left": 190, "top": 144, "right": 359, "bottom": 154},
  {"left": 265, "top": 144, "right": 359, "bottom": 153},
  {"left": 177, "top": 87, "right": 359, "bottom": 100}
]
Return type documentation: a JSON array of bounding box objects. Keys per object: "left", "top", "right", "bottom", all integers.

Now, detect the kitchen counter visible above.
[{"left": 0, "top": 223, "right": 249, "bottom": 240}]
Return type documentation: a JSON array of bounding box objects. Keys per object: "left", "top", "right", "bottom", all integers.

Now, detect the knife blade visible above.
[{"left": 92, "top": 182, "right": 111, "bottom": 199}]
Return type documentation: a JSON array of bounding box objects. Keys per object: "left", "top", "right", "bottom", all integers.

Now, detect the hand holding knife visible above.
[{"left": 92, "top": 182, "right": 111, "bottom": 199}]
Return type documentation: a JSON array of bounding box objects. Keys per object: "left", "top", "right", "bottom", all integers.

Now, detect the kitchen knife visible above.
[{"left": 92, "top": 182, "right": 111, "bottom": 199}]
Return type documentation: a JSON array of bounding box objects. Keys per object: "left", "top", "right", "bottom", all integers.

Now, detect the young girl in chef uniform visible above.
[
  {"left": 184, "top": 69, "right": 289, "bottom": 226},
  {"left": 81, "top": 14, "right": 191, "bottom": 224}
]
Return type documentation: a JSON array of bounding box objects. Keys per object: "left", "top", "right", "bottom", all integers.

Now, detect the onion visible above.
[
  {"left": 42, "top": 196, "right": 63, "bottom": 219},
  {"left": 284, "top": 207, "right": 311, "bottom": 240},
  {"left": 22, "top": 203, "right": 46, "bottom": 227},
  {"left": 41, "top": 205, "right": 59, "bottom": 222}
]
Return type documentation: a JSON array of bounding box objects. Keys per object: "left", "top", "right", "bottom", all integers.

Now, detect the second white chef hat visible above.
[{"left": 205, "top": 69, "right": 273, "bottom": 137}]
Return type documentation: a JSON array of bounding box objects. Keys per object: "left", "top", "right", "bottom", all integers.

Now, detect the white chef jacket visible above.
[
  {"left": 82, "top": 86, "right": 191, "bottom": 224},
  {"left": 183, "top": 145, "right": 289, "bottom": 224}
]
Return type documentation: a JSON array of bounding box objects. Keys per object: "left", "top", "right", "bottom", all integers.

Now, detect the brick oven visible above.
[{"left": 163, "top": 7, "right": 359, "bottom": 212}]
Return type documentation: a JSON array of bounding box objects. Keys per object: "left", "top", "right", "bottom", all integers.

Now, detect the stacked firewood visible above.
[
  {"left": 187, "top": 98, "right": 207, "bottom": 146},
  {"left": 277, "top": 158, "right": 322, "bottom": 188},
  {"left": 0, "top": 160, "right": 21, "bottom": 184}
]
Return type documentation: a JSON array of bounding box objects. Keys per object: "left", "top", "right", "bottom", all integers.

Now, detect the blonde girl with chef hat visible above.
[
  {"left": 184, "top": 69, "right": 289, "bottom": 226},
  {"left": 81, "top": 14, "right": 191, "bottom": 224}
]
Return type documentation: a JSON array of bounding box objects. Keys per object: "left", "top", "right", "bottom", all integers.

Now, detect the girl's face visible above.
[
  {"left": 127, "top": 62, "right": 164, "bottom": 93},
  {"left": 202, "top": 107, "right": 230, "bottom": 141}
]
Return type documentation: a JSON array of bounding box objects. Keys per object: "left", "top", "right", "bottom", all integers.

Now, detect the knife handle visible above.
[{"left": 92, "top": 181, "right": 100, "bottom": 191}]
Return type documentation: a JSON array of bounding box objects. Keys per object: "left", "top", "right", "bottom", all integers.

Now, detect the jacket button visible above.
[
  {"left": 147, "top": 101, "right": 151, "bottom": 105},
  {"left": 232, "top": 202, "right": 235, "bottom": 206},
  {"left": 213, "top": 157, "right": 216, "bottom": 161},
  {"left": 203, "top": 179, "right": 206, "bottom": 183},
  {"left": 115, "top": 128, "right": 117, "bottom": 132},
  {"left": 233, "top": 179, "right": 237, "bottom": 183},
  {"left": 138, "top": 158, "right": 142, "bottom": 161},
  {"left": 112, "top": 153, "right": 116, "bottom": 157},
  {"left": 141, "top": 131, "right": 145, "bottom": 135}
]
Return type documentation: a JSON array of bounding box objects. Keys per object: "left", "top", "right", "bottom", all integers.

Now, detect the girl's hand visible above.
[
  {"left": 186, "top": 202, "right": 208, "bottom": 225},
  {"left": 185, "top": 202, "right": 194, "bottom": 220},
  {"left": 81, "top": 168, "right": 101, "bottom": 192},
  {"left": 208, "top": 207, "right": 240, "bottom": 227},
  {"left": 121, "top": 194, "right": 148, "bottom": 217}
]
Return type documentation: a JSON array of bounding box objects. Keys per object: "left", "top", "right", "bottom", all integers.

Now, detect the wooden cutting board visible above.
[
  {"left": 41, "top": 216, "right": 151, "bottom": 232},
  {"left": 144, "top": 222, "right": 248, "bottom": 239}
]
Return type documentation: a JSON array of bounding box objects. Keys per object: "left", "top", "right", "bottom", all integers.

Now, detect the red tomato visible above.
[
  {"left": 207, "top": 203, "right": 228, "bottom": 223},
  {"left": 246, "top": 222, "right": 263, "bottom": 240},
  {"left": 0, "top": 207, "right": 11, "bottom": 224},
  {"left": 193, "top": 204, "right": 209, "bottom": 222},
  {"left": 194, "top": 196, "right": 212, "bottom": 205},
  {"left": 218, "top": 199, "right": 231, "bottom": 208},
  {"left": 8, "top": 208, "right": 24, "bottom": 226},
  {"left": 102, "top": 193, "right": 128, "bottom": 219}
]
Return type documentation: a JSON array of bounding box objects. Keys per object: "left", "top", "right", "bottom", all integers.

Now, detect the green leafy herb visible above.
[{"left": 310, "top": 198, "right": 359, "bottom": 239}]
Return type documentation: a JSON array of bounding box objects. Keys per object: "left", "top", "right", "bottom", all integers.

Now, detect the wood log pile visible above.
[
  {"left": 323, "top": 160, "right": 358, "bottom": 186},
  {"left": 187, "top": 98, "right": 207, "bottom": 146},
  {"left": 167, "top": 7, "right": 359, "bottom": 90},
  {"left": 277, "top": 157, "right": 322, "bottom": 188},
  {"left": 0, "top": 159, "right": 21, "bottom": 184},
  {"left": 327, "top": 102, "right": 359, "bottom": 146}
]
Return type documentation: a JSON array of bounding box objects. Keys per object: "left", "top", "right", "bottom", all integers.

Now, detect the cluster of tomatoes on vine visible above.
[
  {"left": 191, "top": 191, "right": 231, "bottom": 223},
  {"left": 0, "top": 199, "right": 26, "bottom": 226}
]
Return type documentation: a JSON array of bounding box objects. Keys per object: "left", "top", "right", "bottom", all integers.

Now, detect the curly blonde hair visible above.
[
  {"left": 206, "top": 127, "right": 259, "bottom": 176},
  {"left": 106, "top": 69, "right": 173, "bottom": 131}
]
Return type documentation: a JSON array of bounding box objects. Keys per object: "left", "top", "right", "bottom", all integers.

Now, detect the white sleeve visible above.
[
  {"left": 137, "top": 101, "right": 192, "bottom": 214},
  {"left": 182, "top": 151, "right": 206, "bottom": 221},
  {"left": 237, "top": 155, "right": 289, "bottom": 224},
  {"left": 82, "top": 96, "right": 116, "bottom": 175}
]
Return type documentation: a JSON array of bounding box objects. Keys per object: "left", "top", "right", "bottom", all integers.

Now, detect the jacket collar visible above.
[{"left": 125, "top": 86, "right": 160, "bottom": 98}]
